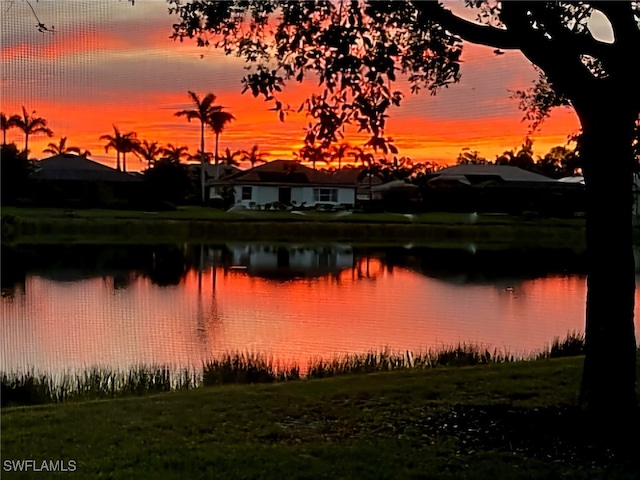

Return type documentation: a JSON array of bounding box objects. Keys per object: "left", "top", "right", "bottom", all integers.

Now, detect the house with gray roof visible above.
[
  {"left": 34, "top": 154, "right": 144, "bottom": 207},
  {"left": 427, "top": 164, "right": 558, "bottom": 187},
  {"left": 425, "top": 164, "right": 584, "bottom": 216}
]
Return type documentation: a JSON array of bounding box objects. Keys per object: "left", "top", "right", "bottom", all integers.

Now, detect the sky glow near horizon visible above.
[{"left": 1, "top": 0, "right": 592, "bottom": 170}]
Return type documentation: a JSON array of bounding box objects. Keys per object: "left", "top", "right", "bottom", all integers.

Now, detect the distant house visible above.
[
  {"left": 35, "top": 154, "right": 142, "bottom": 183},
  {"left": 217, "top": 160, "right": 357, "bottom": 209},
  {"left": 427, "top": 164, "right": 558, "bottom": 187},
  {"left": 425, "top": 164, "right": 584, "bottom": 216},
  {"left": 34, "top": 154, "right": 144, "bottom": 207}
]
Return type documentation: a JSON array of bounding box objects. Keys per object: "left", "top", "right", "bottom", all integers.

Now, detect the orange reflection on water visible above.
[{"left": 2, "top": 265, "right": 638, "bottom": 376}]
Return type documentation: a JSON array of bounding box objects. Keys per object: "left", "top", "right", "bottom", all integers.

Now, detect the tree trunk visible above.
[
  {"left": 122, "top": 152, "right": 127, "bottom": 173},
  {"left": 24, "top": 134, "right": 29, "bottom": 156},
  {"left": 579, "top": 107, "right": 638, "bottom": 430},
  {"left": 200, "top": 121, "right": 206, "bottom": 205},
  {"left": 116, "top": 152, "right": 121, "bottom": 172},
  {"left": 215, "top": 133, "right": 220, "bottom": 170}
]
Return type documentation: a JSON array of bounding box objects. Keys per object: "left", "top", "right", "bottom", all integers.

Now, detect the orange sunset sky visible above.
[{"left": 2, "top": 1, "right": 612, "bottom": 171}]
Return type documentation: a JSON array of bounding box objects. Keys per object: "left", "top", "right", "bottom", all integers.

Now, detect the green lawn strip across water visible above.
[
  {"left": 1, "top": 206, "right": 590, "bottom": 247},
  {"left": 2, "top": 356, "right": 640, "bottom": 480}
]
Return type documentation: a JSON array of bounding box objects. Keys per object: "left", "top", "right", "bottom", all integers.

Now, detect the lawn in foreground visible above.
[{"left": 2, "top": 356, "right": 639, "bottom": 479}]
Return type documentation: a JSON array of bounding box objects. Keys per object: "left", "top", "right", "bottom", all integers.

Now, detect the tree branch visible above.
[
  {"left": 411, "top": 1, "right": 522, "bottom": 50},
  {"left": 498, "top": 2, "right": 599, "bottom": 109},
  {"left": 525, "top": 3, "right": 613, "bottom": 60}
]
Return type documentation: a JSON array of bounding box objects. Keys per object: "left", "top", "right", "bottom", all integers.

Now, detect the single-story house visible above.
[
  {"left": 427, "top": 164, "right": 559, "bottom": 187},
  {"left": 216, "top": 160, "right": 357, "bottom": 209},
  {"left": 424, "top": 164, "right": 584, "bottom": 216},
  {"left": 35, "top": 153, "right": 143, "bottom": 183},
  {"left": 33, "top": 153, "right": 144, "bottom": 207}
]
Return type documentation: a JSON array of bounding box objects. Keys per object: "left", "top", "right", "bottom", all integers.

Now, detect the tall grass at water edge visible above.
[{"left": 1, "top": 333, "right": 592, "bottom": 408}]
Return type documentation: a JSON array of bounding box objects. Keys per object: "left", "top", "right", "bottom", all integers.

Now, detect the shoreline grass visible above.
[
  {"left": 0, "top": 334, "right": 593, "bottom": 409},
  {"left": 1, "top": 206, "right": 593, "bottom": 247}
]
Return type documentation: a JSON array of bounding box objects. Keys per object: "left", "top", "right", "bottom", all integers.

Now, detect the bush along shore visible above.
[{"left": 1, "top": 333, "right": 587, "bottom": 408}]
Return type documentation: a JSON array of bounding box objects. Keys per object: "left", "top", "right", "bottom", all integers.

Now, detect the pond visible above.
[{"left": 2, "top": 243, "right": 639, "bottom": 374}]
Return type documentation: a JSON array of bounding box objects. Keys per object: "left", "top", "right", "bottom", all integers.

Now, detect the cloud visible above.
[{"left": 2, "top": 0, "right": 581, "bottom": 168}]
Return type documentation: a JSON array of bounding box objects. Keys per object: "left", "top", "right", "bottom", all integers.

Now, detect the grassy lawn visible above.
[
  {"left": 1, "top": 206, "right": 590, "bottom": 247},
  {"left": 2, "top": 356, "right": 639, "bottom": 479},
  {"left": 1, "top": 205, "right": 585, "bottom": 224}
]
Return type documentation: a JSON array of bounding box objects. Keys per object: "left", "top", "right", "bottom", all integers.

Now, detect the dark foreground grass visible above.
[{"left": 2, "top": 355, "right": 640, "bottom": 480}]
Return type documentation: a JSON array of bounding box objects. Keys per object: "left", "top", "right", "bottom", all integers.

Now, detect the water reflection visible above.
[
  {"left": 224, "top": 243, "right": 354, "bottom": 281},
  {"left": 1, "top": 243, "right": 638, "bottom": 375}
]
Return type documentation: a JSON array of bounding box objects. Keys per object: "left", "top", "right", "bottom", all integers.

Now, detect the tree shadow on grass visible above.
[{"left": 432, "top": 404, "right": 639, "bottom": 469}]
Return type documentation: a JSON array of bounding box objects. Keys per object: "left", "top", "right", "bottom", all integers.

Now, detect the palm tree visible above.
[
  {"left": 134, "top": 140, "right": 163, "bottom": 168},
  {"left": 296, "top": 143, "right": 329, "bottom": 170},
  {"left": 351, "top": 147, "right": 378, "bottom": 201},
  {"left": 330, "top": 142, "right": 352, "bottom": 170},
  {"left": 42, "top": 137, "right": 81, "bottom": 156},
  {"left": 11, "top": 106, "right": 53, "bottom": 155},
  {"left": 175, "top": 91, "right": 224, "bottom": 203},
  {"left": 188, "top": 150, "right": 213, "bottom": 165},
  {"left": 162, "top": 143, "right": 190, "bottom": 163},
  {"left": 241, "top": 144, "right": 268, "bottom": 168},
  {"left": 1, "top": 112, "right": 18, "bottom": 145},
  {"left": 100, "top": 125, "right": 137, "bottom": 172},
  {"left": 208, "top": 109, "right": 234, "bottom": 167},
  {"left": 221, "top": 148, "right": 242, "bottom": 167}
]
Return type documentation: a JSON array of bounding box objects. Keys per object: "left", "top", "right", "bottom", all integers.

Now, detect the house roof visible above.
[
  {"left": 331, "top": 167, "right": 383, "bottom": 186},
  {"left": 429, "top": 164, "right": 557, "bottom": 184},
  {"left": 371, "top": 180, "right": 418, "bottom": 192},
  {"left": 35, "top": 154, "right": 142, "bottom": 182},
  {"left": 220, "top": 160, "right": 354, "bottom": 186},
  {"left": 558, "top": 176, "right": 585, "bottom": 184}
]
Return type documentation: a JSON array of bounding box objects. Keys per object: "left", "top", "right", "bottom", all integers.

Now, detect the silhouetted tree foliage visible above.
[
  {"left": 133, "top": 140, "right": 163, "bottom": 168},
  {"left": 1, "top": 143, "right": 34, "bottom": 204},
  {"left": 42, "top": 137, "right": 81, "bottom": 156},
  {"left": 11, "top": 107, "right": 53, "bottom": 155},
  {"left": 208, "top": 108, "right": 235, "bottom": 166},
  {"left": 241, "top": 144, "right": 268, "bottom": 168},
  {"left": 144, "top": 156, "right": 193, "bottom": 205},
  {"left": 379, "top": 156, "right": 417, "bottom": 181},
  {"left": 1, "top": 112, "right": 18, "bottom": 145},
  {"left": 457, "top": 149, "right": 490, "bottom": 165},
  {"left": 100, "top": 125, "right": 138, "bottom": 172},
  {"left": 175, "top": 91, "right": 225, "bottom": 202},
  {"left": 169, "top": 0, "right": 640, "bottom": 430},
  {"left": 144, "top": 245, "right": 191, "bottom": 286}
]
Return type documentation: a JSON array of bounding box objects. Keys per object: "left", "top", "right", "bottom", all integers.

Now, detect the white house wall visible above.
[{"left": 234, "top": 185, "right": 356, "bottom": 208}]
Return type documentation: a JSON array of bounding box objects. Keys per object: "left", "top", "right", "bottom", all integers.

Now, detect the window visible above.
[
  {"left": 313, "top": 188, "right": 338, "bottom": 203},
  {"left": 241, "top": 186, "right": 252, "bottom": 200}
]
